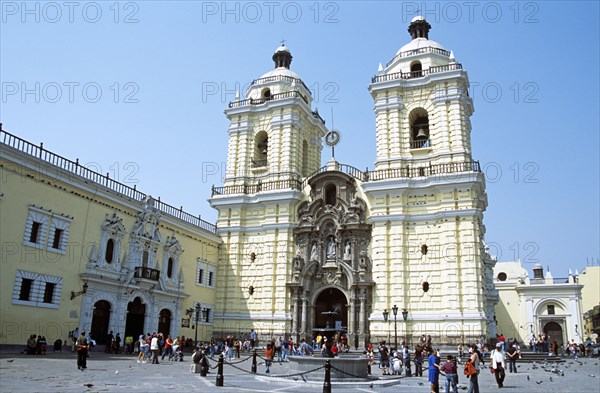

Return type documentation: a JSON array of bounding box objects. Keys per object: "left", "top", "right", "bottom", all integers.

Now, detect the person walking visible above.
[
  {"left": 466, "top": 344, "right": 482, "bottom": 393},
  {"left": 76, "top": 330, "right": 89, "bottom": 370},
  {"left": 150, "top": 334, "right": 160, "bottom": 364},
  {"left": 379, "top": 341, "right": 390, "bottom": 375},
  {"left": 162, "top": 335, "right": 173, "bottom": 360},
  {"left": 414, "top": 344, "right": 424, "bottom": 377},
  {"left": 264, "top": 343, "right": 274, "bottom": 373},
  {"left": 491, "top": 343, "right": 506, "bottom": 388}
]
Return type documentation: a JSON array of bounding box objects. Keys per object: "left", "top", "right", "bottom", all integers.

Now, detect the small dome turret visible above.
[
  {"left": 408, "top": 15, "right": 432, "bottom": 39},
  {"left": 272, "top": 45, "right": 292, "bottom": 69}
]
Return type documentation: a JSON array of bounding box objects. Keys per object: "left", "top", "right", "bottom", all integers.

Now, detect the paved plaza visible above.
[{"left": 1, "top": 349, "right": 599, "bottom": 393}]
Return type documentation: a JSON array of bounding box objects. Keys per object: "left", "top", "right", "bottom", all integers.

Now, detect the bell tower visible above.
[
  {"left": 369, "top": 15, "right": 474, "bottom": 170},
  {"left": 364, "top": 16, "right": 497, "bottom": 344},
  {"left": 210, "top": 45, "right": 328, "bottom": 337}
]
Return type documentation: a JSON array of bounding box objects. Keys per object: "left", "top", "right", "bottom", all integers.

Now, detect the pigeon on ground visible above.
[
  {"left": 6, "top": 359, "right": 14, "bottom": 363},
  {"left": 550, "top": 377, "right": 553, "bottom": 382},
  {"left": 418, "top": 382, "right": 424, "bottom": 386},
  {"left": 369, "top": 383, "right": 374, "bottom": 388},
  {"left": 536, "top": 381, "right": 543, "bottom": 384},
  {"left": 527, "top": 375, "right": 530, "bottom": 381},
  {"left": 84, "top": 384, "right": 94, "bottom": 388}
]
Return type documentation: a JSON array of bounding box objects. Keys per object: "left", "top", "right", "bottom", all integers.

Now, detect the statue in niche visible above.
[
  {"left": 310, "top": 243, "right": 319, "bottom": 261},
  {"left": 343, "top": 241, "right": 351, "bottom": 260},
  {"left": 293, "top": 255, "right": 304, "bottom": 272},
  {"left": 326, "top": 237, "right": 336, "bottom": 259}
]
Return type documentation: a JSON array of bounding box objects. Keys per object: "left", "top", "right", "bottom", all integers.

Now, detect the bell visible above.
[{"left": 416, "top": 128, "right": 428, "bottom": 140}]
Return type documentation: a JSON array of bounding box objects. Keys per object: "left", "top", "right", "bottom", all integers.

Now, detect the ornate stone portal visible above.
[{"left": 287, "top": 171, "right": 373, "bottom": 347}]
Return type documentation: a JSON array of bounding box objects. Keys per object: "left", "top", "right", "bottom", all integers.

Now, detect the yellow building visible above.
[
  {"left": 210, "top": 16, "right": 497, "bottom": 346},
  {"left": 579, "top": 266, "right": 600, "bottom": 337},
  {"left": 494, "top": 261, "right": 584, "bottom": 347},
  {"left": 0, "top": 127, "right": 221, "bottom": 347}
]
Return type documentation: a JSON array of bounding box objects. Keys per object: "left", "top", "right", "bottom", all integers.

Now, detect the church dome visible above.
[
  {"left": 397, "top": 37, "right": 446, "bottom": 55},
  {"left": 258, "top": 67, "right": 301, "bottom": 80},
  {"left": 396, "top": 16, "right": 447, "bottom": 55}
]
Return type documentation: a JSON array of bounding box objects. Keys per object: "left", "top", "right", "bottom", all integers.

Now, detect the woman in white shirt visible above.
[
  {"left": 137, "top": 335, "right": 148, "bottom": 363},
  {"left": 150, "top": 334, "right": 160, "bottom": 364}
]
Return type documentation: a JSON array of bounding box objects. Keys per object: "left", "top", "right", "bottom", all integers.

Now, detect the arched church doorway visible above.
[
  {"left": 125, "top": 297, "right": 146, "bottom": 339},
  {"left": 90, "top": 300, "right": 111, "bottom": 345},
  {"left": 314, "top": 287, "right": 348, "bottom": 341},
  {"left": 158, "top": 309, "right": 171, "bottom": 336},
  {"left": 543, "top": 321, "right": 564, "bottom": 347}
]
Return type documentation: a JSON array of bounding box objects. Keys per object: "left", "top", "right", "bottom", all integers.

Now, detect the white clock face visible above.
[{"left": 325, "top": 130, "right": 340, "bottom": 146}]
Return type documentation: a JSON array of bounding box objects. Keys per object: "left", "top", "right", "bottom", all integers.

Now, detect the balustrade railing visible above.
[
  {"left": 229, "top": 91, "right": 308, "bottom": 108},
  {"left": 410, "top": 139, "right": 431, "bottom": 149},
  {"left": 212, "top": 161, "right": 480, "bottom": 196},
  {"left": 0, "top": 128, "right": 216, "bottom": 233},
  {"left": 134, "top": 266, "right": 160, "bottom": 281},
  {"left": 372, "top": 63, "right": 462, "bottom": 83},
  {"left": 251, "top": 159, "right": 268, "bottom": 168}
]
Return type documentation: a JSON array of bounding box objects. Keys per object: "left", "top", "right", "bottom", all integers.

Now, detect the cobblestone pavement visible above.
[{"left": 1, "top": 350, "right": 599, "bottom": 393}]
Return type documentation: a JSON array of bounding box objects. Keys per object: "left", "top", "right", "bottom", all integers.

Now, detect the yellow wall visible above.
[{"left": 0, "top": 145, "right": 220, "bottom": 346}]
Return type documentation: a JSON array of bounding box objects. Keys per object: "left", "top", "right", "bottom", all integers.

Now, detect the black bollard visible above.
[
  {"left": 323, "top": 360, "right": 331, "bottom": 393},
  {"left": 216, "top": 354, "right": 224, "bottom": 387},
  {"left": 200, "top": 353, "right": 208, "bottom": 377},
  {"left": 251, "top": 349, "right": 257, "bottom": 374}
]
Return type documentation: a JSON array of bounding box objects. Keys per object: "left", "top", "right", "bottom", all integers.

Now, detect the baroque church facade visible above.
[
  {"left": 210, "top": 16, "right": 498, "bottom": 346},
  {"left": 0, "top": 17, "right": 498, "bottom": 348}
]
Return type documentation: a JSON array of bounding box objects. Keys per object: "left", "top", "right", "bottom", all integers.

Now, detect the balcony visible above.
[
  {"left": 134, "top": 267, "right": 160, "bottom": 281},
  {"left": 251, "top": 159, "right": 268, "bottom": 168},
  {"left": 410, "top": 139, "right": 431, "bottom": 149},
  {"left": 371, "top": 63, "right": 463, "bottom": 84}
]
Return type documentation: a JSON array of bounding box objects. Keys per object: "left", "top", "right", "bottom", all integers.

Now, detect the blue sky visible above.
[{"left": 1, "top": 1, "right": 599, "bottom": 276}]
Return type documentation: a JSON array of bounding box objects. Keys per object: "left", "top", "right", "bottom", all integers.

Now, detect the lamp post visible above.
[
  {"left": 402, "top": 309, "right": 409, "bottom": 345},
  {"left": 392, "top": 305, "right": 398, "bottom": 349},
  {"left": 201, "top": 308, "right": 208, "bottom": 343},
  {"left": 383, "top": 309, "right": 389, "bottom": 343},
  {"left": 186, "top": 303, "right": 201, "bottom": 347},
  {"left": 70, "top": 282, "right": 88, "bottom": 300}
]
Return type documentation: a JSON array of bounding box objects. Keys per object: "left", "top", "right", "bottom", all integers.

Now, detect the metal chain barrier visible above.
[
  {"left": 225, "top": 361, "right": 325, "bottom": 379},
  {"left": 330, "top": 364, "right": 380, "bottom": 380},
  {"left": 223, "top": 354, "right": 254, "bottom": 365}
]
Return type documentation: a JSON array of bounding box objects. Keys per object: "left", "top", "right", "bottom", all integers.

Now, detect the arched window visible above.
[
  {"left": 409, "top": 108, "right": 431, "bottom": 149},
  {"left": 253, "top": 131, "right": 268, "bottom": 168},
  {"left": 325, "top": 184, "right": 337, "bottom": 206},
  {"left": 410, "top": 61, "right": 423, "bottom": 78},
  {"left": 142, "top": 250, "right": 149, "bottom": 267},
  {"left": 261, "top": 88, "right": 271, "bottom": 100},
  {"left": 167, "top": 257, "right": 173, "bottom": 278},
  {"left": 105, "top": 239, "right": 114, "bottom": 263}
]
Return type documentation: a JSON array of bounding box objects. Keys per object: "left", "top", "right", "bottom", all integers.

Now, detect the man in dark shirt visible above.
[
  {"left": 105, "top": 331, "right": 114, "bottom": 354},
  {"left": 506, "top": 344, "right": 518, "bottom": 373},
  {"left": 440, "top": 355, "right": 457, "bottom": 393},
  {"left": 379, "top": 341, "right": 390, "bottom": 375}
]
